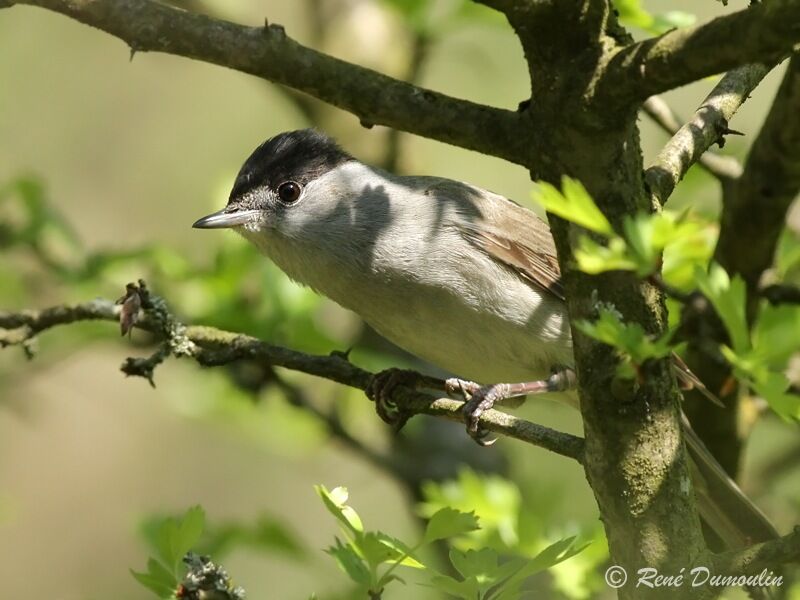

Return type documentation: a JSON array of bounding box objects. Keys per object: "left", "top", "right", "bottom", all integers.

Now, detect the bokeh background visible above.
[{"left": 0, "top": 1, "right": 797, "bottom": 598}]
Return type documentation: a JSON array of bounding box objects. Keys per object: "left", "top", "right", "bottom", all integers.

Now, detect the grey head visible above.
[{"left": 192, "top": 129, "right": 353, "bottom": 230}]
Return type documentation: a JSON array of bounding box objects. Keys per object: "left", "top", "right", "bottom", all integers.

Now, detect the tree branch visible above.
[
  {"left": 594, "top": 0, "right": 800, "bottom": 105},
  {"left": 714, "top": 526, "right": 800, "bottom": 579},
  {"left": 0, "top": 297, "right": 585, "bottom": 462},
  {"left": 715, "top": 54, "right": 800, "bottom": 300},
  {"left": 4, "top": 0, "right": 527, "bottom": 164},
  {"left": 645, "top": 63, "right": 771, "bottom": 206},
  {"left": 642, "top": 95, "right": 743, "bottom": 183}
]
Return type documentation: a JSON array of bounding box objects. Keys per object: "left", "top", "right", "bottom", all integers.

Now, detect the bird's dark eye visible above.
[{"left": 277, "top": 181, "right": 302, "bottom": 204}]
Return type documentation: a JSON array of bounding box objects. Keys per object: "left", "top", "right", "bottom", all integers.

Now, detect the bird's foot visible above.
[
  {"left": 367, "top": 368, "right": 443, "bottom": 430},
  {"left": 446, "top": 368, "right": 576, "bottom": 447}
]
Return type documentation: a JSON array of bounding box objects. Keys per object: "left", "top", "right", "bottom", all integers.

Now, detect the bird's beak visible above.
[{"left": 192, "top": 208, "right": 260, "bottom": 229}]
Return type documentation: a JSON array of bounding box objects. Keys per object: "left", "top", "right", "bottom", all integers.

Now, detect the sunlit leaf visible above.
[
  {"left": 316, "top": 485, "right": 363, "bottom": 534},
  {"left": 534, "top": 177, "right": 613, "bottom": 236},
  {"left": 130, "top": 557, "right": 178, "bottom": 598},
  {"left": 423, "top": 507, "right": 480, "bottom": 544},
  {"left": 693, "top": 264, "right": 750, "bottom": 354},
  {"left": 326, "top": 537, "right": 371, "bottom": 586}
]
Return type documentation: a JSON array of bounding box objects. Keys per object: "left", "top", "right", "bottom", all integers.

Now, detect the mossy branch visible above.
[
  {"left": 595, "top": 0, "right": 800, "bottom": 105},
  {"left": 0, "top": 294, "right": 586, "bottom": 462}
]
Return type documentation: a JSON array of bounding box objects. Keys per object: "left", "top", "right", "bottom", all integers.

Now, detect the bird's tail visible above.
[{"left": 681, "top": 413, "right": 778, "bottom": 549}]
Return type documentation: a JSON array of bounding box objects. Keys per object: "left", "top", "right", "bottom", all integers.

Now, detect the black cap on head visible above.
[{"left": 228, "top": 129, "right": 353, "bottom": 204}]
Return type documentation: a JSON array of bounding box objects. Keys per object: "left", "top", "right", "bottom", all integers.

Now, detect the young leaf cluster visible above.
[
  {"left": 131, "top": 506, "right": 207, "bottom": 598},
  {"left": 316, "top": 483, "right": 586, "bottom": 599},
  {"left": 538, "top": 177, "right": 800, "bottom": 418}
]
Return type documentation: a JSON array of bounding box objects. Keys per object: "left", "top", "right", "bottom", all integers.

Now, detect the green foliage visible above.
[
  {"left": 537, "top": 177, "right": 799, "bottom": 419},
  {"left": 423, "top": 506, "right": 480, "bottom": 543},
  {"left": 696, "top": 265, "right": 800, "bottom": 420},
  {"left": 317, "top": 482, "right": 588, "bottom": 599},
  {"left": 613, "top": 0, "right": 696, "bottom": 36},
  {"left": 535, "top": 177, "right": 613, "bottom": 236},
  {"left": 693, "top": 264, "right": 750, "bottom": 355},
  {"left": 571, "top": 208, "right": 714, "bottom": 282},
  {"left": 575, "top": 307, "right": 678, "bottom": 379},
  {"left": 131, "top": 506, "right": 206, "bottom": 598},
  {"left": 419, "top": 468, "right": 521, "bottom": 549}
]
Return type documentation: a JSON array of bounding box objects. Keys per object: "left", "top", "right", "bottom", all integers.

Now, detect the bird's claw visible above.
[
  {"left": 446, "top": 378, "right": 502, "bottom": 446},
  {"left": 366, "top": 368, "right": 420, "bottom": 430}
]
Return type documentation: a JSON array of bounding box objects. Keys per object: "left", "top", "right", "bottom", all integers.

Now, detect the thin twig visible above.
[
  {"left": 0, "top": 298, "right": 586, "bottom": 461},
  {"left": 645, "top": 63, "right": 772, "bottom": 206},
  {"left": 642, "top": 95, "right": 743, "bottom": 183}
]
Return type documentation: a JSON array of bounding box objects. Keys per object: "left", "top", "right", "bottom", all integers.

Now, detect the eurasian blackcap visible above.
[{"left": 193, "top": 129, "right": 776, "bottom": 549}]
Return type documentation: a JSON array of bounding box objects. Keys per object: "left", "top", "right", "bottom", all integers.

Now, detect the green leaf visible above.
[
  {"left": 420, "top": 469, "right": 520, "bottom": 549},
  {"left": 150, "top": 506, "right": 206, "bottom": 575},
  {"left": 175, "top": 506, "right": 205, "bottom": 560},
  {"left": 575, "top": 307, "right": 675, "bottom": 368},
  {"left": 316, "top": 485, "right": 364, "bottom": 534},
  {"left": 359, "top": 532, "right": 412, "bottom": 570},
  {"left": 693, "top": 264, "right": 750, "bottom": 354},
  {"left": 493, "top": 537, "right": 588, "bottom": 598},
  {"left": 534, "top": 177, "right": 613, "bottom": 235},
  {"left": 752, "top": 304, "right": 800, "bottom": 368},
  {"left": 423, "top": 507, "right": 480, "bottom": 544},
  {"left": 752, "top": 373, "right": 800, "bottom": 422},
  {"left": 130, "top": 557, "right": 178, "bottom": 598},
  {"left": 370, "top": 532, "right": 425, "bottom": 568},
  {"left": 326, "top": 537, "right": 371, "bottom": 586},
  {"left": 575, "top": 235, "right": 638, "bottom": 274},
  {"left": 721, "top": 347, "right": 800, "bottom": 421},
  {"left": 449, "top": 546, "right": 499, "bottom": 582},
  {"left": 426, "top": 573, "right": 481, "bottom": 600}
]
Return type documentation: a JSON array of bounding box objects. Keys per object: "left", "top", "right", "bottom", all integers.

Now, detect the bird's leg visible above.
[
  {"left": 446, "top": 367, "right": 576, "bottom": 446},
  {"left": 366, "top": 368, "right": 446, "bottom": 430}
]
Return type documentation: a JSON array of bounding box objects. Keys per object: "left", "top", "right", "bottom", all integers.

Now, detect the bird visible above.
[{"left": 193, "top": 128, "right": 777, "bottom": 550}]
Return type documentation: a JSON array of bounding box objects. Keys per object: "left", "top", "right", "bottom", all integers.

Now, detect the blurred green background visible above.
[{"left": 0, "top": 1, "right": 797, "bottom": 598}]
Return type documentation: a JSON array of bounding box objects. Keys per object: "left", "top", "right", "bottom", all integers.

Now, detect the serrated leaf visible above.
[
  {"left": 423, "top": 507, "right": 479, "bottom": 544},
  {"left": 174, "top": 506, "right": 205, "bottom": 561},
  {"left": 575, "top": 235, "right": 638, "bottom": 274},
  {"left": 151, "top": 506, "right": 206, "bottom": 575},
  {"left": 752, "top": 373, "right": 800, "bottom": 422},
  {"left": 316, "top": 485, "right": 364, "bottom": 534},
  {"left": 130, "top": 557, "right": 178, "bottom": 598},
  {"left": 534, "top": 177, "right": 613, "bottom": 236},
  {"left": 694, "top": 264, "right": 750, "bottom": 354},
  {"left": 575, "top": 307, "right": 675, "bottom": 367},
  {"left": 449, "top": 546, "right": 499, "bottom": 582},
  {"left": 373, "top": 532, "right": 425, "bottom": 568},
  {"left": 426, "top": 573, "right": 481, "bottom": 600},
  {"left": 722, "top": 347, "right": 800, "bottom": 421},
  {"left": 494, "top": 537, "right": 588, "bottom": 596},
  {"left": 326, "top": 537, "right": 371, "bottom": 585}
]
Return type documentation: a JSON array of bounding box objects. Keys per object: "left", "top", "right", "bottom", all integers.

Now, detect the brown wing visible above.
[{"left": 434, "top": 180, "right": 564, "bottom": 301}]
